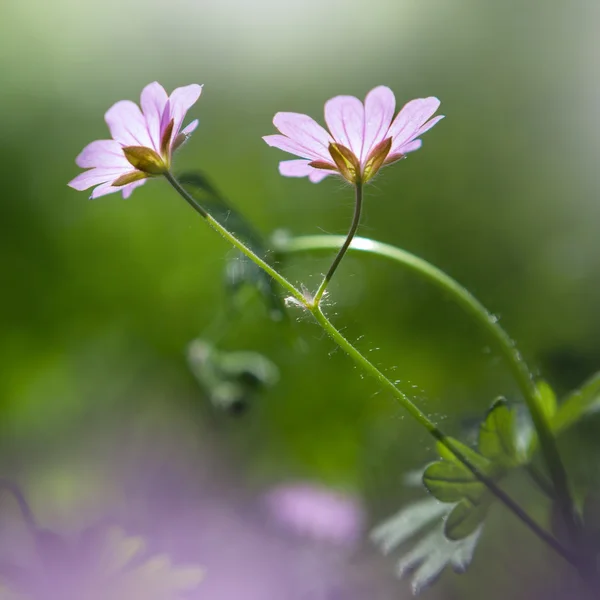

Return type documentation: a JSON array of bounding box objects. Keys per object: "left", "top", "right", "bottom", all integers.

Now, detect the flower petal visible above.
[
  {"left": 89, "top": 178, "right": 147, "bottom": 199},
  {"left": 140, "top": 82, "right": 169, "bottom": 152},
  {"left": 181, "top": 119, "right": 199, "bottom": 136},
  {"left": 121, "top": 179, "right": 147, "bottom": 199},
  {"left": 398, "top": 139, "right": 423, "bottom": 154},
  {"left": 75, "top": 140, "right": 130, "bottom": 169},
  {"left": 263, "top": 134, "right": 329, "bottom": 162},
  {"left": 105, "top": 100, "right": 153, "bottom": 148},
  {"left": 272, "top": 112, "right": 332, "bottom": 161},
  {"left": 278, "top": 159, "right": 332, "bottom": 183},
  {"left": 324, "top": 95, "right": 364, "bottom": 160},
  {"left": 362, "top": 86, "right": 395, "bottom": 162},
  {"left": 68, "top": 167, "right": 130, "bottom": 191},
  {"left": 388, "top": 97, "right": 441, "bottom": 154},
  {"left": 416, "top": 114, "right": 445, "bottom": 137},
  {"left": 165, "top": 84, "right": 203, "bottom": 143}
]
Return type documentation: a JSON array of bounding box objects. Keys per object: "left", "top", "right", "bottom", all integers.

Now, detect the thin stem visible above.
[
  {"left": 164, "top": 171, "right": 307, "bottom": 307},
  {"left": 311, "top": 305, "right": 578, "bottom": 567},
  {"left": 312, "top": 182, "right": 363, "bottom": 305},
  {"left": 165, "top": 174, "right": 576, "bottom": 567},
  {"left": 277, "top": 234, "right": 578, "bottom": 541}
]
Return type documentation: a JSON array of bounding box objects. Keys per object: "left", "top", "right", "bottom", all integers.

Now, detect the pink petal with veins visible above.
[
  {"left": 75, "top": 140, "right": 130, "bottom": 169},
  {"left": 181, "top": 119, "right": 199, "bottom": 136},
  {"left": 388, "top": 97, "right": 441, "bottom": 154},
  {"left": 397, "top": 139, "right": 423, "bottom": 154},
  {"left": 324, "top": 95, "right": 364, "bottom": 159},
  {"left": 166, "top": 84, "right": 203, "bottom": 143},
  {"left": 272, "top": 112, "right": 332, "bottom": 160},
  {"left": 263, "top": 134, "right": 328, "bottom": 162},
  {"left": 121, "top": 179, "right": 147, "bottom": 199},
  {"left": 68, "top": 166, "right": 130, "bottom": 191},
  {"left": 104, "top": 100, "right": 153, "bottom": 148},
  {"left": 361, "top": 86, "right": 396, "bottom": 162},
  {"left": 140, "top": 82, "right": 169, "bottom": 152},
  {"left": 278, "top": 159, "right": 333, "bottom": 183}
]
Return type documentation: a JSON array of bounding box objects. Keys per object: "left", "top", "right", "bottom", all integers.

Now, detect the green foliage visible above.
[
  {"left": 371, "top": 497, "right": 482, "bottom": 595},
  {"left": 423, "top": 400, "right": 526, "bottom": 541},
  {"left": 187, "top": 338, "right": 279, "bottom": 415},
  {"left": 550, "top": 372, "right": 600, "bottom": 436},
  {"left": 479, "top": 398, "right": 527, "bottom": 468},
  {"left": 177, "top": 172, "right": 285, "bottom": 320}
]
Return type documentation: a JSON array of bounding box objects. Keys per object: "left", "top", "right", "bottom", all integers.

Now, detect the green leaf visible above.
[
  {"left": 479, "top": 398, "right": 524, "bottom": 467},
  {"left": 370, "top": 497, "right": 451, "bottom": 553},
  {"left": 371, "top": 497, "right": 483, "bottom": 595},
  {"left": 395, "top": 525, "right": 483, "bottom": 594},
  {"left": 445, "top": 497, "right": 490, "bottom": 540},
  {"left": 550, "top": 372, "right": 600, "bottom": 435},
  {"left": 423, "top": 462, "right": 486, "bottom": 503},
  {"left": 177, "top": 171, "right": 286, "bottom": 321},
  {"left": 537, "top": 380, "right": 558, "bottom": 422},
  {"left": 187, "top": 339, "right": 279, "bottom": 414},
  {"left": 435, "top": 438, "right": 492, "bottom": 473}
]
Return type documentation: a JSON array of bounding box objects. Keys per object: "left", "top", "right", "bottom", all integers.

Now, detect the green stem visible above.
[
  {"left": 164, "top": 171, "right": 307, "bottom": 307},
  {"left": 277, "top": 234, "right": 578, "bottom": 541},
  {"left": 164, "top": 173, "right": 576, "bottom": 567},
  {"left": 313, "top": 182, "right": 363, "bottom": 305},
  {"left": 311, "top": 306, "right": 578, "bottom": 567}
]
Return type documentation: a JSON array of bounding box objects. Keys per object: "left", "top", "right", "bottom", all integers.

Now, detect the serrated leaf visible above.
[
  {"left": 177, "top": 171, "right": 285, "bottom": 321},
  {"left": 551, "top": 372, "right": 600, "bottom": 435},
  {"left": 444, "top": 497, "right": 490, "bottom": 540},
  {"left": 537, "top": 380, "right": 558, "bottom": 422},
  {"left": 479, "top": 398, "right": 523, "bottom": 467},
  {"left": 423, "top": 462, "right": 486, "bottom": 503},
  {"left": 395, "top": 525, "right": 483, "bottom": 595}
]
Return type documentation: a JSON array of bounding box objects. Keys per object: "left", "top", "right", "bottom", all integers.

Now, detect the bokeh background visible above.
[{"left": 1, "top": 0, "right": 600, "bottom": 597}]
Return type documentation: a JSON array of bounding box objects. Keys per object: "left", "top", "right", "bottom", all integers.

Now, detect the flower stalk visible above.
[{"left": 312, "top": 182, "right": 363, "bottom": 306}]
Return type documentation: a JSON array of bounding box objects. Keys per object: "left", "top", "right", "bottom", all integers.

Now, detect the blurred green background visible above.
[{"left": 1, "top": 0, "right": 600, "bottom": 597}]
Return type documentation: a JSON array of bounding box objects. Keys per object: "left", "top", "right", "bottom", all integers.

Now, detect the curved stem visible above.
[
  {"left": 165, "top": 175, "right": 577, "bottom": 567},
  {"left": 277, "top": 234, "right": 577, "bottom": 540},
  {"left": 312, "top": 182, "right": 363, "bottom": 305},
  {"left": 164, "top": 171, "right": 307, "bottom": 307}
]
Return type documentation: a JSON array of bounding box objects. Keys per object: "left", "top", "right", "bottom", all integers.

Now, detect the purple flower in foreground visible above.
[
  {"left": 263, "top": 86, "right": 443, "bottom": 185},
  {"left": 68, "top": 82, "right": 202, "bottom": 199},
  {"left": 263, "top": 482, "right": 364, "bottom": 546}
]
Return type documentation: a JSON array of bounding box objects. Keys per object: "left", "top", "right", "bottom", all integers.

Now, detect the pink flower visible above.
[
  {"left": 263, "top": 86, "right": 443, "bottom": 185},
  {"left": 68, "top": 82, "right": 203, "bottom": 199},
  {"left": 263, "top": 482, "right": 364, "bottom": 546}
]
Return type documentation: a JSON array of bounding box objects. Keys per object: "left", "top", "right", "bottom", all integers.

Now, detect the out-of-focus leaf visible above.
[
  {"left": 370, "top": 498, "right": 450, "bottom": 554},
  {"left": 445, "top": 496, "right": 490, "bottom": 540},
  {"left": 370, "top": 497, "right": 483, "bottom": 595},
  {"left": 423, "top": 439, "right": 493, "bottom": 504},
  {"left": 435, "top": 438, "right": 492, "bottom": 472},
  {"left": 537, "top": 380, "right": 558, "bottom": 423},
  {"left": 423, "top": 462, "right": 486, "bottom": 503},
  {"left": 187, "top": 338, "right": 279, "bottom": 415},
  {"left": 551, "top": 372, "right": 600, "bottom": 435},
  {"left": 479, "top": 398, "right": 524, "bottom": 467},
  {"left": 396, "top": 525, "right": 483, "bottom": 595},
  {"left": 178, "top": 171, "right": 285, "bottom": 321}
]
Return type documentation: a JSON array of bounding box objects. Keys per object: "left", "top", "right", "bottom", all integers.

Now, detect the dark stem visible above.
[{"left": 313, "top": 182, "right": 363, "bottom": 305}]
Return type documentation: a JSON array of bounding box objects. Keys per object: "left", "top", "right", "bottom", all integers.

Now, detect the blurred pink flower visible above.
[
  {"left": 263, "top": 86, "right": 443, "bottom": 184},
  {"left": 263, "top": 482, "right": 364, "bottom": 546},
  {"left": 68, "top": 82, "right": 202, "bottom": 199}
]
